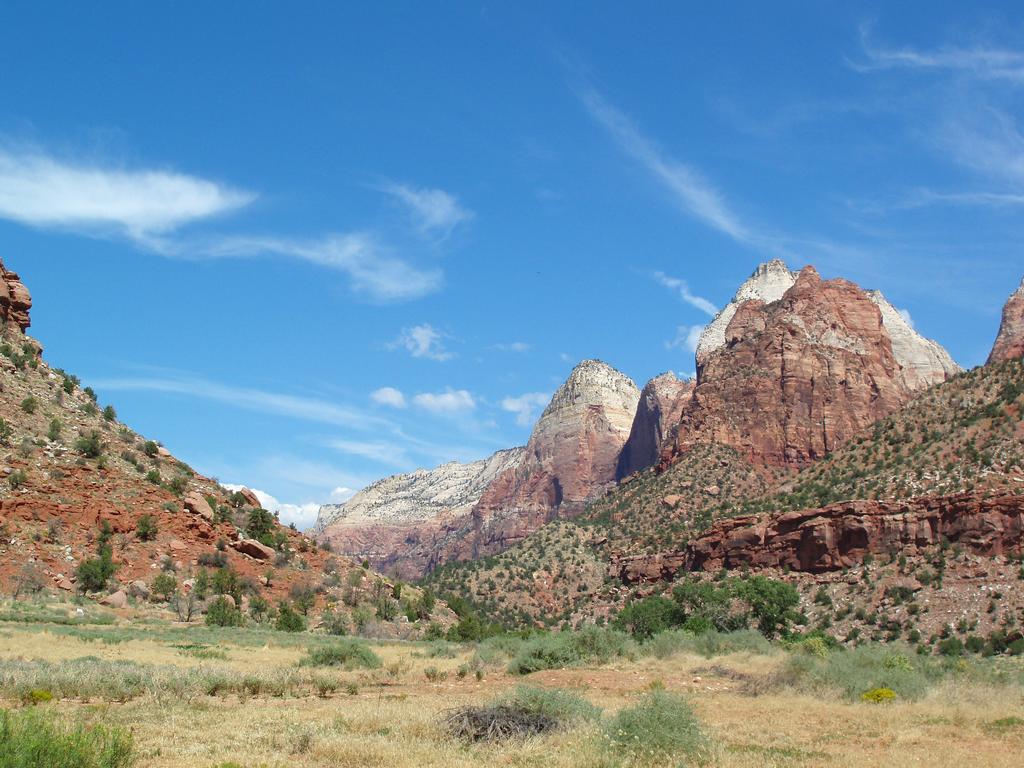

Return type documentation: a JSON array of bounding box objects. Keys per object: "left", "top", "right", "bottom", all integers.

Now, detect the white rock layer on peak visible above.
[
  {"left": 313, "top": 446, "right": 524, "bottom": 532},
  {"left": 865, "top": 290, "right": 961, "bottom": 389},
  {"left": 694, "top": 260, "right": 960, "bottom": 390},
  {"left": 537, "top": 358, "right": 641, "bottom": 436},
  {"left": 695, "top": 260, "right": 796, "bottom": 367}
]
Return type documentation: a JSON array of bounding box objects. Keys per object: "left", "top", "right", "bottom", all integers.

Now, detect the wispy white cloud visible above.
[
  {"left": 653, "top": 272, "right": 718, "bottom": 316},
  {"left": 0, "top": 145, "right": 253, "bottom": 241},
  {"left": 382, "top": 182, "right": 473, "bottom": 238},
  {"left": 939, "top": 107, "right": 1024, "bottom": 189},
  {"left": 853, "top": 26, "right": 1024, "bottom": 83},
  {"left": 203, "top": 233, "right": 442, "bottom": 302},
  {"left": 324, "top": 438, "right": 407, "bottom": 466},
  {"left": 665, "top": 325, "right": 704, "bottom": 354},
  {"left": 90, "top": 371, "right": 393, "bottom": 432},
  {"left": 0, "top": 144, "right": 444, "bottom": 303},
  {"left": 579, "top": 88, "right": 751, "bottom": 243},
  {"left": 390, "top": 323, "right": 453, "bottom": 361},
  {"left": 412, "top": 388, "right": 476, "bottom": 415},
  {"left": 370, "top": 386, "right": 406, "bottom": 408},
  {"left": 500, "top": 392, "right": 550, "bottom": 427},
  {"left": 492, "top": 341, "right": 531, "bottom": 353}
]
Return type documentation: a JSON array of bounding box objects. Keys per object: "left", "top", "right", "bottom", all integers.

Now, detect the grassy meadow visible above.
[{"left": 0, "top": 600, "right": 1021, "bottom": 767}]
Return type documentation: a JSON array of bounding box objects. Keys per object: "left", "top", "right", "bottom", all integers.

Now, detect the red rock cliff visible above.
[
  {"left": 0, "top": 259, "right": 32, "bottom": 333},
  {"left": 667, "top": 266, "right": 916, "bottom": 468},
  {"left": 988, "top": 277, "right": 1024, "bottom": 364}
]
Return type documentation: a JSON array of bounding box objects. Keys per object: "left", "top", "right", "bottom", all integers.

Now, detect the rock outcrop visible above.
[
  {"left": 613, "top": 493, "right": 1024, "bottom": 583},
  {"left": 616, "top": 372, "right": 694, "bottom": 479},
  {"left": 0, "top": 259, "right": 32, "bottom": 333},
  {"left": 696, "top": 259, "right": 795, "bottom": 371},
  {"left": 667, "top": 266, "right": 947, "bottom": 468},
  {"left": 315, "top": 448, "right": 524, "bottom": 579},
  {"left": 452, "top": 360, "right": 640, "bottom": 560},
  {"left": 989, "top": 276, "right": 1024, "bottom": 364},
  {"left": 695, "top": 260, "right": 959, "bottom": 388}
]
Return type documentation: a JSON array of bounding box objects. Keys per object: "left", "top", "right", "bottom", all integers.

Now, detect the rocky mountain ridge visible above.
[{"left": 315, "top": 447, "right": 524, "bottom": 532}]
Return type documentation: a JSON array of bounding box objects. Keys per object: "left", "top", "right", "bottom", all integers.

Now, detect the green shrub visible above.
[
  {"left": 205, "top": 597, "right": 243, "bottom": 628},
  {"left": 19, "top": 397, "right": 37, "bottom": 415},
  {"left": 780, "top": 644, "right": 940, "bottom": 701},
  {"left": 143, "top": 441, "right": 158, "bottom": 458},
  {"left": 7, "top": 470, "right": 27, "bottom": 490},
  {"left": 299, "top": 639, "right": 381, "bottom": 670},
  {"left": 0, "top": 708, "right": 135, "bottom": 768},
  {"left": 606, "top": 690, "right": 707, "bottom": 761},
  {"left": 102, "top": 405, "right": 117, "bottom": 422},
  {"left": 613, "top": 595, "right": 681, "bottom": 640},
  {"left": 274, "top": 602, "right": 305, "bottom": 632},
  {"left": 150, "top": 573, "right": 176, "bottom": 601},
  {"left": 508, "top": 627, "right": 635, "bottom": 675},
  {"left": 47, "top": 419, "right": 61, "bottom": 442},
  {"left": 135, "top": 514, "right": 157, "bottom": 542},
  {"left": 75, "top": 549, "right": 117, "bottom": 594},
  {"left": 74, "top": 431, "right": 103, "bottom": 459}
]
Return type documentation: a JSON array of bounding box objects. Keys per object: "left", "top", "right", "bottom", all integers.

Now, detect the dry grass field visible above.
[{"left": 0, "top": 600, "right": 1022, "bottom": 767}]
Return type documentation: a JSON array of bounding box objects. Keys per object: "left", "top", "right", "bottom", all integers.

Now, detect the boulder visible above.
[
  {"left": 99, "top": 590, "right": 128, "bottom": 609},
  {"left": 128, "top": 580, "right": 150, "bottom": 600},
  {"left": 184, "top": 492, "right": 214, "bottom": 521},
  {"left": 233, "top": 538, "right": 275, "bottom": 560}
]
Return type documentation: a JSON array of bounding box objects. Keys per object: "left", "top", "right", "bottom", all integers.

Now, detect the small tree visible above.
[
  {"left": 275, "top": 601, "right": 305, "bottom": 632},
  {"left": 172, "top": 590, "right": 197, "bottom": 622},
  {"left": 47, "top": 419, "right": 61, "bottom": 442},
  {"left": 74, "top": 430, "right": 104, "bottom": 459},
  {"left": 246, "top": 508, "right": 277, "bottom": 546},
  {"left": 102, "top": 405, "right": 117, "bottom": 422},
  {"left": 249, "top": 595, "right": 270, "bottom": 623},
  {"left": 205, "top": 596, "right": 243, "bottom": 627},
  {"left": 151, "top": 572, "right": 177, "bottom": 601},
  {"left": 143, "top": 440, "right": 159, "bottom": 458}
]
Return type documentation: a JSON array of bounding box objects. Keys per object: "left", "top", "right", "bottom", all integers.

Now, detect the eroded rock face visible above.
[
  {"left": 314, "top": 448, "right": 524, "bottom": 579},
  {"left": 456, "top": 360, "right": 640, "bottom": 559},
  {"left": 613, "top": 493, "right": 1024, "bottom": 583},
  {"left": 0, "top": 259, "right": 32, "bottom": 333},
  {"left": 696, "top": 259, "right": 795, "bottom": 370},
  {"left": 989, "top": 277, "right": 1024, "bottom": 364},
  {"left": 696, "top": 260, "right": 959, "bottom": 388},
  {"left": 615, "top": 372, "right": 694, "bottom": 479},
  {"left": 668, "top": 267, "right": 924, "bottom": 468}
]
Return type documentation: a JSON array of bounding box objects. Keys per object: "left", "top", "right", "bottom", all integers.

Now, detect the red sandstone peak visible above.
[
  {"left": 669, "top": 266, "right": 915, "bottom": 468},
  {"left": 988, "top": 275, "right": 1024, "bottom": 364}
]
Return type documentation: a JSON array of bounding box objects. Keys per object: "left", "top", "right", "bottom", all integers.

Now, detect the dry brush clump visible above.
[{"left": 444, "top": 685, "right": 600, "bottom": 743}]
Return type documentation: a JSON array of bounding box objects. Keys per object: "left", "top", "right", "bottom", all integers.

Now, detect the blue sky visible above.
[{"left": 1, "top": 2, "right": 1022, "bottom": 526}]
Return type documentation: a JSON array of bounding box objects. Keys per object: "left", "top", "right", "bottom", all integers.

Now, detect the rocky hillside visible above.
[
  {"left": 315, "top": 447, "right": 523, "bottom": 580},
  {"left": 989, "top": 276, "right": 1024, "bottom": 364},
  {"left": 0, "top": 257, "right": 448, "bottom": 636}
]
